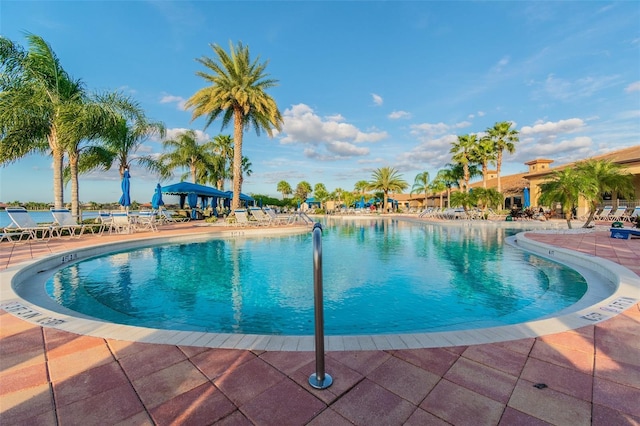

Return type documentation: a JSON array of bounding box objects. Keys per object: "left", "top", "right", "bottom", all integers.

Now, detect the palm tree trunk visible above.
[
  {"left": 496, "top": 151, "right": 503, "bottom": 194},
  {"left": 482, "top": 162, "right": 488, "bottom": 188},
  {"left": 232, "top": 108, "right": 244, "bottom": 210},
  {"left": 69, "top": 152, "right": 80, "bottom": 218},
  {"left": 565, "top": 210, "right": 573, "bottom": 229},
  {"left": 52, "top": 146, "right": 64, "bottom": 209}
]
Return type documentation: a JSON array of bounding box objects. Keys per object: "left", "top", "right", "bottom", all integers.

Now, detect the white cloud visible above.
[
  {"left": 371, "top": 93, "right": 383, "bottom": 106},
  {"left": 279, "top": 104, "right": 387, "bottom": 160},
  {"left": 160, "top": 94, "right": 187, "bottom": 110},
  {"left": 455, "top": 121, "right": 472, "bottom": 129},
  {"left": 410, "top": 122, "right": 450, "bottom": 137},
  {"left": 492, "top": 56, "right": 510, "bottom": 73},
  {"left": 477, "top": 111, "right": 485, "bottom": 117},
  {"left": 163, "top": 128, "right": 210, "bottom": 143},
  {"left": 520, "top": 118, "right": 585, "bottom": 135},
  {"left": 625, "top": 81, "right": 640, "bottom": 93},
  {"left": 388, "top": 110, "right": 412, "bottom": 120}
]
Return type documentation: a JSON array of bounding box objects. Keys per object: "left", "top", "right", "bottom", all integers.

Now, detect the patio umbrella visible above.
[
  {"left": 119, "top": 169, "right": 131, "bottom": 210},
  {"left": 523, "top": 187, "right": 531, "bottom": 208},
  {"left": 187, "top": 192, "right": 198, "bottom": 219},
  {"left": 151, "top": 183, "right": 164, "bottom": 209}
]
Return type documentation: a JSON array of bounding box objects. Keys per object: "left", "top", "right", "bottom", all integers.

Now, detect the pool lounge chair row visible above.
[
  {"left": 595, "top": 205, "right": 640, "bottom": 222},
  {"left": 228, "top": 207, "right": 312, "bottom": 227}
]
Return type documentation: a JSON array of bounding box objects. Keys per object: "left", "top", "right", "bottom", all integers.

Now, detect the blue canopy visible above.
[
  {"left": 119, "top": 169, "right": 131, "bottom": 207},
  {"left": 162, "top": 182, "right": 228, "bottom": 198}
]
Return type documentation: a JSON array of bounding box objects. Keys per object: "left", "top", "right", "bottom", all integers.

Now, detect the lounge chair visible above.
[
  {"left": 5, "top": 207, "right": 58, "bottom": 241},
  {"left": 609, "top": 206, "right": 628, "bottom": 222},
  {"left": 624, "top": 206, "right": 640, "bottom": 222},
  {"left": 264, "top": 207, "right": 291, "bottom": 224},
  {"left": 159, "top": 208, "right": 190, "bottom": 224},
  {"left": 233, "top": 209, "right": 258, "bottom": 227},
  {"left": 109, "top": 211, "right": 133, "bottom": 234},
  {"left": 135, "top": 210, "right": 158, "bottom": 232},
  {"left": 95, "top": 211, "right": 113, "bottom": 235},
  {"left": 248, "top": 207, "right": 271, "bottom": 226},
  {"left": 595, "top": 205, "right": 613, "bottom": 221},
  {"left": 50, "top": 208, "right": 93, "bottom": 237}
]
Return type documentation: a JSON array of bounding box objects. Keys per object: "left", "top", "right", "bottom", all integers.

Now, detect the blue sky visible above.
[{"left": 1, "top": 1, "right": 639, "bottom": 204}]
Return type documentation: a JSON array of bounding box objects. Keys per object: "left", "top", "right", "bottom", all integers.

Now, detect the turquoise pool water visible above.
[{"left": 46, "top": 218, "right": 588, "bottom": 335}]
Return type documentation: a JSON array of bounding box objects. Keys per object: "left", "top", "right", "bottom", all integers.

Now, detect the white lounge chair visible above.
[
  {"left": 609, "top": 206, "right": 628, "bottom": 222},
  {"left": 109, "top": 211, "right": 133, "bottom": 234},
  {"left": 248, "top": 207, "right": 271, "bottom": 226},
  {"left": 624, "top": 206, "right": 640, "bottom": 222},
  {"left": 264, "top": 207, "right": 291, "bottom": 224},
  {"left": 159, "top": 208, "right": 190, "bottom": 224},
  {"left": 5, "top": 207, "right": 58, "bottom": 241},
  {"left": 233, "top": 209, "right": 258, "bottom": 227},
  {"left": 135, "top": 210, "right": 158, "bottom": 232},
  {"left": 50, "top": 208, "right": 93, "bottom": 237},
  {"left": 595, "top": 205, "right": 613, "bottom": 220}
]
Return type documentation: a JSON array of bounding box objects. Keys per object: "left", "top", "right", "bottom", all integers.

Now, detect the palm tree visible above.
[
  {"left": 211, "top": 134, "right": 234, "bottom": 190},
  {"left": 277, "top": 180, "right": 292, "bottom": 199},
  {"left": 410, "top": 171, "right": 430, "bottom": 205},
  {"left": 160, "top": 130, "right": 218, "bottom": 183},
  {"left": 576, "top": 159, "right": 635, "bottom": 228},
  {"left": 295, "top": 181, "right": 313, "bottom": 203},
  {"left": 450, "top": 134, "right": 478, "bottom": 193},
  {"left": 429, "top": 176, "right": 447, "bottom": 209},
  {"left": 433, "top": 167, "right": 459, "bottom": 208},
  {"left": 471, "top": 187, "right": 503, "bottom": 217},
  {"left": 473, "top": 136, "right": 497, "bottom": 188},
  {"left": 367, "top": 167, "right": 409, "bottom": 212},
  {"left": 538, "top": 168, "right": 596, "bottom": 229},
  {"left": 1, "top": 34, "right": 90, "bottom": 208},
  {"left": 450, "top": 191, "right": 475, "bottom": 212},
  {"left": 62, "top": 97, "right": 158, "bottom": 217},
  {"left": 185, "top": 41, "right": 283, "bottom": 210},
  {"left": 354, "top": 180, "right": 369, "bottom": 194},
  {"left": 487, "top": 121, "right": 519, "bottom": 193}
]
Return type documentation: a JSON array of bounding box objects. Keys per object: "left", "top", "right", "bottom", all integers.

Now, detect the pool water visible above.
[{"left": 46, "top": 218, "right": 588, "bottom": 335}]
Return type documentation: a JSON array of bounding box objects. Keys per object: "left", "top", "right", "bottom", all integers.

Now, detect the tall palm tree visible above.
[
  {"left": 185, "top": 41, "right": 283, "bottom": 210},
  {"left": 160, "top": 130, "right": 218, "bottom": 183},
  {"left": 277, "top": 180, "right": 292, "bottom": 199},
  {"left": 487, "top": 121, "right": 519, "bottom": 193},
  {"left": 1, "top": 34, "right": 87, "bottom": 208},
  {"left": 410, "top": 171, "right": 430, "bottom": 204},
  {"left": 367, "top": 166, "right": 409, "bottom": 212},
  {"left": 473, "top": 135, "right": 497, "bottom": 188},
  {"left": 538, "top": 168, "right": 596, "bottom": 229},
  {"left": 62, "top": 96, "right": 156, "bottom": 217},
  {"left": 576, "top": 159, "right": 635, "bottom": 228},
  {"left": 450, "top": 134, "right": 478, "bottom": 193}
]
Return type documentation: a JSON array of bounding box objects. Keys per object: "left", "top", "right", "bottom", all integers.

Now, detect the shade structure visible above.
[
  {"left": 523, "top": 187, "right": 531, "bottom": 208},
  {"left": 161, "top": 182, "right": 228, "bottom": 198},
  {"left": 151, "top": 183, "right": 164, "bottom": 209},
  {"left": 119, "top": 169, "right": 131, "bottom": 208}
]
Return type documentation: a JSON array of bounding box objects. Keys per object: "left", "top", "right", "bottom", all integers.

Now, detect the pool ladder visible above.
[{"left": 309, "top": 222, "right": 333, "bottom": 389}]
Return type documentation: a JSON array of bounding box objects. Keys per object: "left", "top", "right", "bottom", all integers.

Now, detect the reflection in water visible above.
[{"left": 46, "top": 219, "right": 587, "bottom": 335}]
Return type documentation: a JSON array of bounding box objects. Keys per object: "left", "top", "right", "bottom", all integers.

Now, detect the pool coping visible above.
[{"left": 1, "top": 223, "right": 639, "bottom": 351}]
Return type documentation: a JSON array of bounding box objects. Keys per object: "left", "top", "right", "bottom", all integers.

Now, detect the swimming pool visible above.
[{"left": 44, "top": 218, "right": 588, "bottom": 335}]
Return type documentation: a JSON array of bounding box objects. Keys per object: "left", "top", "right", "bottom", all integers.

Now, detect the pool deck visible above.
[{"left": 1, "top": 220, "right": 639, "bottom": 425}]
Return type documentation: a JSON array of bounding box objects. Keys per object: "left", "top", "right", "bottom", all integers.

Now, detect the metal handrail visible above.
[{"left": 308, "top": 222, "right": 332, "bottom": 389}]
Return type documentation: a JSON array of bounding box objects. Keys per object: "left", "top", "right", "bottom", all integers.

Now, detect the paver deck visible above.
[{"left": 1, "top": 219, "right": 639, "bottom": 425}]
